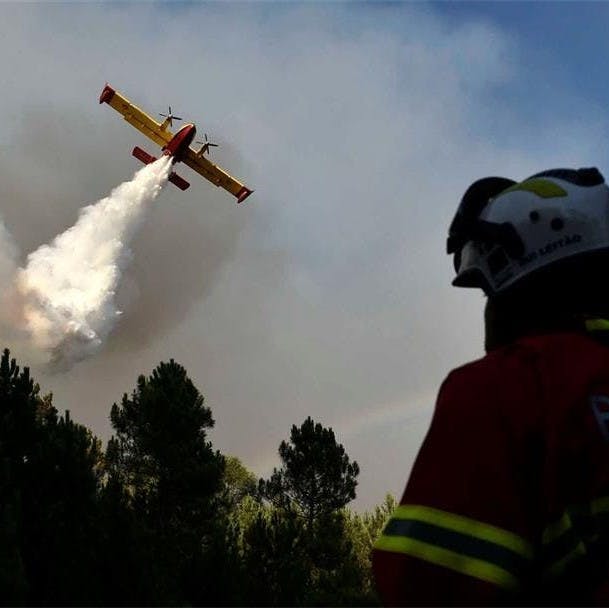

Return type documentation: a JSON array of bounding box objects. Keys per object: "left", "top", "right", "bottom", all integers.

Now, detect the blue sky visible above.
[
  {"left": 0, "top": 1, "right": 608, "bottom": 509},
  {"left": 437, "top": 1, "right": 609, "bottom": 138}
]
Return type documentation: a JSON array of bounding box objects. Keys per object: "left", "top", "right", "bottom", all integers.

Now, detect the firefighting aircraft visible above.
[{"left": 99, "top": 84, "right": 253, "bottom": 203}]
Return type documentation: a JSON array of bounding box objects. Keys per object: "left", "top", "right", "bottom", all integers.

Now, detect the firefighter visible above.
[{"left": 372, "top": 168, "right": 609, "bottom": 606}]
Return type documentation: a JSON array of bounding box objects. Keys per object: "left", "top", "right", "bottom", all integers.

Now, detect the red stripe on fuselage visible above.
[{"left": 163, "top": 124, "right": 196, "bottom": 162}]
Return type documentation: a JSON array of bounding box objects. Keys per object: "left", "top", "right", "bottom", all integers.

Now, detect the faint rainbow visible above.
[{"left": 251, "top": 389, "right": 436, "bottom": 476}]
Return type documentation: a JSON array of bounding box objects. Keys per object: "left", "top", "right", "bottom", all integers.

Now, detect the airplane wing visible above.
[
  {"left": 99, "top": 84, "right": 172, "bottom": 148},
  {"left": 183, "top": 147, "right": 253, "bottom": 204}
]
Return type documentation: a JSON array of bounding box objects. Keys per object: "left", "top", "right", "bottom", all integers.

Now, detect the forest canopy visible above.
[{"left": 0, "top": 348, "right": 393, "bottom": 606}]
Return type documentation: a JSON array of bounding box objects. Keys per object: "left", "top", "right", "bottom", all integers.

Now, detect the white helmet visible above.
[{"left": 447, "top": 168, "right": 609, "bottom": 295}]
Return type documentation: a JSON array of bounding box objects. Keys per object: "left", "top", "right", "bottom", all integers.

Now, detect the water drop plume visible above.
[{"left": 10, "top": 156, "right": 172, "bottom": 370}]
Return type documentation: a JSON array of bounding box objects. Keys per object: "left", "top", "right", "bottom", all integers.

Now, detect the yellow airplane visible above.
[{"left": 99, "top": 84, "right": 253, "bottom": 203}]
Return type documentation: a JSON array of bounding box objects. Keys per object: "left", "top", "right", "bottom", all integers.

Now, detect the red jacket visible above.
[{"left": 373, "top": 332, "right": 609, "bottom": 606}]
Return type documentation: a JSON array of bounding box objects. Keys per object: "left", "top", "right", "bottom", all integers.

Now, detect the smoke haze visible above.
[{"left": 1, "top": 4, "right": 608, "bottom": 509}]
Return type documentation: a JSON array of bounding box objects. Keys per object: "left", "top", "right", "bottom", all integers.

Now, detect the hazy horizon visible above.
[{"left": 2, "top": 2, "right": 608, "bottom": 509}]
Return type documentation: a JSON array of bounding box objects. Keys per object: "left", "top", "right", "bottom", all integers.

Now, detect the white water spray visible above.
[{"left": 7, "top": 156, "right": 172, "bottom": 370}]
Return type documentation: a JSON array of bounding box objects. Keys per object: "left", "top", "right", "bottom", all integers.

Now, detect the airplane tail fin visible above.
[
  {"left": 132, "top": 147, "right": 190, "bottom": 191},
  {"left": 132, "top": 146, "right": 157, "bottom": 165},
  {"left": 168, "top": 172, "right": 190, "bottom": 191}
]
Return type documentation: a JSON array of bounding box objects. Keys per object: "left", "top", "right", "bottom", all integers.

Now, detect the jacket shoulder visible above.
[
  {"left": 442, "top": 332, "right": 609, "bottom": 422},
  {"left": 442, "top": 341, "right": 541, "bottom": 412}
]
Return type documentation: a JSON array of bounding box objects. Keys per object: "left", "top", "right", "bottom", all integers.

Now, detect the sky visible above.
[{"left": 1, "top": 1, "right": 609, "bottom": 510}]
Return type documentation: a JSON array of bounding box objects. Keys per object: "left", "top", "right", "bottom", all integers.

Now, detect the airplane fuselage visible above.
[
  {"left": 98, "top": 83, "right": 253, "bottom": 201},
  {"left": 163, "top": 124, "right": 196, "bottom": 163}
]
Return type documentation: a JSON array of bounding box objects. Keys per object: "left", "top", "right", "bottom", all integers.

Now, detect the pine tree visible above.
[
  {"left": 0, "top": 349, "right": 102, "bottom": 605},
  {"left": 256, "top": 417, "right": 362, "bottom": 606},
  {"left": 106, "top": 359, "right": 225, "bottom": 605},
  {"left": 223, "top": 455, "right": 258, "bottom": 508},
  {"left": 260, "top": 416, "right": 360, "bottom": 529}
]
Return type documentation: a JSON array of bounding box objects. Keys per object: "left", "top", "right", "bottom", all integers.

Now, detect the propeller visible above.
[
  {"left": 159, "top": 105, "right": 182, "bottom": 127},
  {"left": 196, "top": 133, "right": 219, "bottom": 155}
]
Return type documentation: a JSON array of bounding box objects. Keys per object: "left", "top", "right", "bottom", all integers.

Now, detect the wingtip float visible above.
[{"left": 99, "top": 83, "right": 254, "bottom": 204}]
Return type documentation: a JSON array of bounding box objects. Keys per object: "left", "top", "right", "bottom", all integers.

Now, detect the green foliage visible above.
[
  {"left": 223, "top": 455, "right": 258, "bottom": 509},
  {"left": 0, "top": 349, "right": 103, "bottom": 605},
  {"left": 260, "top": 416, "right": 360, "bottom": 529},
  {"left": 342, "top": 494, "right": 397, "bottom": 606},
  {"left": 253, "top": 417, "right": 371, "bottom": 606},
  {"left": 0, "top": 349, "right": 392, "bottom": 607},
  {"left": 0, "top": 499, "right": 27, "bottom": 605},
  {"left": 108, "top": 359, "right": 224, "bottom": 520},
  {"left": 105, "top": 358, "right": 226, "bottom": 605},
  {"left": 242, "top": 507, "right": 310, "bottom": 606},
  {"left": 0, "top": 349, "right": 37, "bottom": 605}
]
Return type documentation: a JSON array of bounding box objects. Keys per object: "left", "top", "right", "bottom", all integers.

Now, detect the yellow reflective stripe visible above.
[
  {"left": 544, "top": 541, "right": 587, "bottom": 579},
  {"left": 500, "top": 178, "right": 567, "bottom": 199},
  {"left": 392, "top": 504, "right": 533, "bottom": 559},
  {"left": 542, "top": 497, "right": 609, "bottom": 578},
  {"left": 375, "top": 533, "right": 519, "bottom": 589},
  {"left": 542, "top": 511, "right": 572, "bottom": 545},
  {"left": 585, "top": 318, "right": 609, "bottom": 332},
  {"left": 544, "top": 495, "right": 609, "bottom": 541}
]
